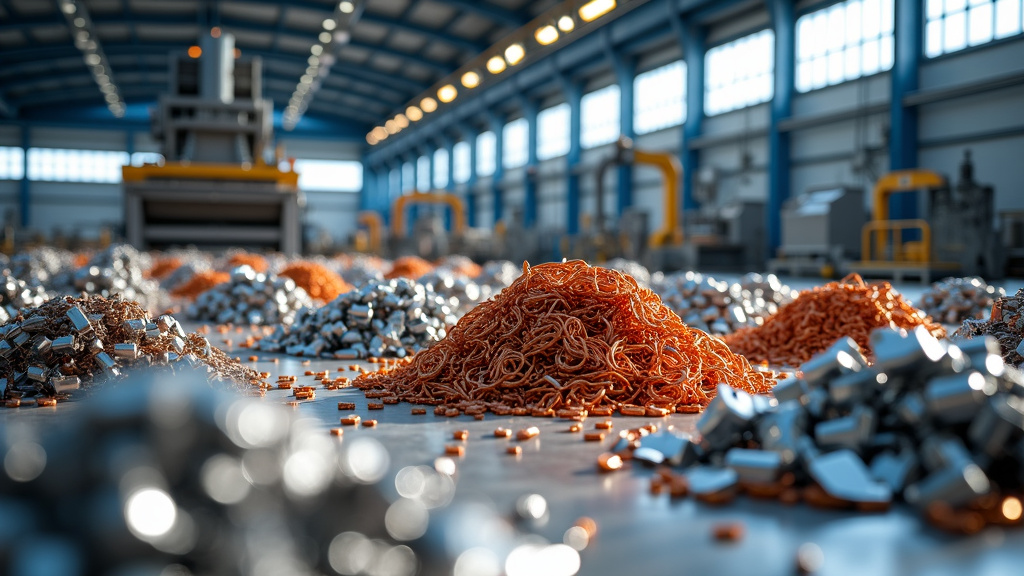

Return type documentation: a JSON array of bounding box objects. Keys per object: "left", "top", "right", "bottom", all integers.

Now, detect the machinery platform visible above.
[{"left": 843, "top": 260, "right": 961, "bottom": 284}]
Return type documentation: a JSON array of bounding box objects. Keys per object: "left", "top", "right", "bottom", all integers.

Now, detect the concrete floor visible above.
[{"left": 4, "top": 275, "right": 1024, "bottom": 575}]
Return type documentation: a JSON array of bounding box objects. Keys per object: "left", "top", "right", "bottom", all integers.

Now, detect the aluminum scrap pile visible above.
[
  {"left": 8, "top": 246, "right": 76, "bottom": 291},
  {"left": 257, "top": 278, "right": 457, "bottom": 359},
  {"left": 621, "top": 327, "right": 1024, "bottom": 533},
  {"left": 474, "top": 259, "right": 521, "bottom": 289},
  {"left": 337, "top": 253, "right": 387, "bottom": 286},
  {"left": 187, "top": 265, "right": 313, "bottom": 325},
  {"left": 0, "top": 295, "right": 265, "bottom": 404},
  {"left": 0, "top": 371, "right": 588, "bottom": 576},
  {"left": 651, "top": 271, "right": 797, "bottom": 335},
  {"left": 956, "top": 288, "right": 1024, "bottom": 369},
  {"left": 920, "top": 276, "right": 1004, "bottom": 325},
  {"left": 603, "top": 258, "right": 651, "bottom": 288},
  {"left": 0, "top": 270, "right": 49, "bottom": 321},
  {"left": 418, "top": 267, "right": 488, "bottom": 316},
  {"left": 69, "top": 244, "right": 162, "bottom": 312}
]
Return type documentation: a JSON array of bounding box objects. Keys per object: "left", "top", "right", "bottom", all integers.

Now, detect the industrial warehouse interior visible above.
[{"left": 1, "top": 0, "right": 1024, "bottom": 574}]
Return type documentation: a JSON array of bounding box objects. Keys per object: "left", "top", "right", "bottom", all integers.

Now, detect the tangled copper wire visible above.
[
  {"left": 356, "top": 260, "right": 775, "bottom": 415},
  {"left": 278, "top": 261, "right": 353, "bottom": 303},
  {"left": 226, "top": 253, "right": 269, "bottom": 273},
  {"left": 170, "top": 270, "right": 230, "bottom": 301},
  {"left": 146, "top": 256, "right": 183, "bottom": 279},
  {"left": 724, "top": 273, "right": 946, "bottom": 367},
  {"left": 385, "top": 256, "right": 435, "bottom": 280}
]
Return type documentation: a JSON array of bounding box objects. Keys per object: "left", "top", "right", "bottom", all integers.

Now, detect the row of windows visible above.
[
  {"left": 382, "top": 0, "right": 1023, "bottom": 195},
  {"left": 0, "top": 146, "right": 361, "bottom": 191}
]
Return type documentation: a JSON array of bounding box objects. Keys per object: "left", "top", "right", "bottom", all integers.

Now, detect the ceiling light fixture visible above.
[
  {"left": 437, "top": 84, "right": 457, "bottom": 103},
  {"left": 420, "top": 97, "right": 437, "bottom": 113},
  {"left": 405, "top": 106, "right": 423, "bottom": 121},
  {"left": 460, "top": 71, "right": 480, "bottom": 89},
  {"left": 504, "top": 43, "right": 525, "bottom": 66},
  {"left": 60, "top": 1, "right": 126, "bottom": 117},
  {"left": 486, "top": 55, "right": 506, "bottom": 74},
  {"left": 534, "top": 25, "right": 559, "bottom": 45},
  {"left": 285, "top": 0, "right": 365, "bottom": 130},
  {"left": 579, "top": 0, "right": 616, "bottom": 22},
  {"left": 557, "top": 15, "right": 575, "bottom": 32}
]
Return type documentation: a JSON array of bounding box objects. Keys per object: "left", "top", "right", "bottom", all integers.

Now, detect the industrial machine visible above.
[
  {"left": 768, "top": 187, "right": 867, "bottom": 277},
  {"left": 580, "top": 138, "right": 681, "bottom": 267},
  {"left": 383, "top": 191, "right": 498, "bottom": 261},
  {"left": 845, "top": 150, "right": 1002, "bottom": 282},
  {"left": 677, "top": 164, "right": 765, "bottom": 272},
  {"left": 123, "top": 32, "right": 303, "bottom": 254}
]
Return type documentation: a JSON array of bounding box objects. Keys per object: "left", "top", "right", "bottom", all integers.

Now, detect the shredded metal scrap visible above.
[
  {"left": 920, "top": 277, "right": 1003, "bottom": 325},
  {"left": 0, "top": 294, "right": 265, "bottom": 402},
  {"left": 652, "top": 271, "right": 797, "bottom": 335},
  {"left": 622, "top": 326, "right": 1024, "bottom": 532},
  {"left": 186, "top": 265, "right": 313, "bottom": 325},
  {"left": 956, "top": 288, "right": 1024, "bottom": 368},
  {"left": 257, "top": 278, "right": 457, "bottom": 359}
]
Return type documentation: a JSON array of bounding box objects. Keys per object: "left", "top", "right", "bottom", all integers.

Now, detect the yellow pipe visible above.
[
  {"left": 633, "top": 149, "right": 683, "bottom": 247},
  {"left": 122, "top": 162, "right": 299, "bottom": 187},
  {"left": 871, "top": 169, "right": 945, "bottom": 258},
  {"left": 861, "top": 219, "right": 932, "bottom": 263},
  {"left": 357, "top": 211, "right": 384, "bottom": 254},
  {"left": 390, "top": 191, "right": 467, "bottom": 238}
]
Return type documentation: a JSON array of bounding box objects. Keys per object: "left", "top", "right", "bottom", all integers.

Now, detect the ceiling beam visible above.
[
  {"left": 441, "top": 0, "right": 528, "bottom": 28},
  {"left": 0, "top": 93, "right": 16, "bottom": 117},
  {"left": 0, "top": 43, "right": 431, "bottom": 92}
]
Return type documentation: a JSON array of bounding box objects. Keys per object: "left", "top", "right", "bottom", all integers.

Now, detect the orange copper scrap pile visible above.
[
  {"left": 356, "top": 260, "right": 775, "bottom": 416},
  {"left": 146, "top": 256, "right": 183, "bottom": 280},
  {"left": 170, "top": 270, "right": 230, "bottom": 301},
  {"left": 226, "top": 253, "right": 269, "bottom": 273},
  {"left": 724, "top": 273, "right": 946, "bottom": 367},
  {"left": 385, "top": 256, "right": 435, "bottom": 280},
  {"left": 278, "top": 261, "right": 353, "bottom": 303}
]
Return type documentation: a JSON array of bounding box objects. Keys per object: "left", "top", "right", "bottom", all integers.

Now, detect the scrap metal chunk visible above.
[
  {"left": 808, "top": 450, "right": 892, "bottom": 504},
  {"left": 725, "top": 448, "right": 783, "bottom": 484},
  {"left": 924, "top": 371, "right": 992, "bottom": 424},
  {"left": 696, "top": 385, "right": 756, "bottom": 451}
]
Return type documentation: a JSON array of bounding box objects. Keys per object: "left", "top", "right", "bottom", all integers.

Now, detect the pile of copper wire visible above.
[
  {"left": 385, "top": 256, "right": 435, "bottom": 280},
  {"left": 72, "top": 252, "right": 91, "bottom": 268},
  {"left": 170, "top": 270, "right": 230, "bottom": 301},
  {"left": 355, "top": 260, "right": 776, "bottom": 415},
  {"left": 724, "top": 273, "right": 946, "bottom": 367},
  {"left": 226, "top": 253, "right": 269, "bottom": 273},
  {"left": 278, "top": 261, "right": 353, "bottom": 303},
  {"left": 146, "top": 256, "right": 183, "bottom": 279}
]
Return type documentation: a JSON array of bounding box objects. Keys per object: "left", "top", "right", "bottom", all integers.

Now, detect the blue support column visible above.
[
  {"left": 564, "top": 80, "right": 582, "bottom": 235},
  {"left": 768, "top": 0, "right": 795, "bottom": 257},
  {"left": 464, "top": 126, "right": 478, "bottom": 228},
  {"left": 890, "top": 0, "right": 922, "bottom": 220},
  {"left": 359, "top": 157, "right": 373, "bottom": 211},
  {"left": 20, "top": 126, "right": 29, "bottom": 227},
  {"left": 681, "top": 22, "right": 704, "bottom": 212},
  {"left": 489, "top": 112, "right": 505, "bottom": 227},
  {"left": 611, "top": 51, "right": 635, "bottom": 218},
  {"left": 523, "top": 99, "right": 539, "bottom": 229}
]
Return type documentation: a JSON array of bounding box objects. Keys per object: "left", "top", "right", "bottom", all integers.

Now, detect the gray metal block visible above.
[
  {"left": 808, "top": 449, "right": 892, "bottom": 504},
  {"left": 814, "top": 405, "right": 876, "bottom": 450},
  {"left": 828, "top": 370, "right": 879, "bottom": 407},
  {"left": 772, "top": 377, "right": 808, "bottom": 404},
  {"left": 684, "top": 466, "right": 739, "bottom": 496},
  {"left": 724, "top": 448, "right": 783, "bottom": 484},
  {"left": 924, "top": 371, "right": 992, "bottom": 424},
  {"left": 967, "top": 396, "right": 1024, "bottom": 459},
  {"left": 869, "top": 450, "right": 918, "bottom": 493},
  {"left": 799, "top": 337, "right": 866, "bottom": 387},
  {"left": 756, "top": 403, "right": 806, "bottom": 466},
  {"left": 637, "top": 431, "right": 689, "bottom": 467},
  {"left": 696, "top": 385, "right": 756, "bottom": 451},
  {"left": 904, "top": 463, "right": 991, "bottom": 508}
]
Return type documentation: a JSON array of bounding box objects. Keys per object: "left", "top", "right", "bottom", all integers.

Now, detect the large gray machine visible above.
[
  {"left": 123, "top": 32, "right": 303, "bottom": 254},
  {"left": 769, "top": 187, "right": 867, "bottom": 275},
  {"left": 929, "top": 151, "right": 1002, "bottom": 278}
]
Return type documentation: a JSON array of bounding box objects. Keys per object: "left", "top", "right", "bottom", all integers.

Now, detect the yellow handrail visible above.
[
  {"left": 390, "top": 191, "right": 466, "bottom": 238},
  {"left": 871, "top": 170, "right": 945, "bottom": 259},
  {"left": 357, "top": 211, "right": 383, "bottom": 254},
  {"left": 861, "top": 219, "right": 932, "bottom": 263}
]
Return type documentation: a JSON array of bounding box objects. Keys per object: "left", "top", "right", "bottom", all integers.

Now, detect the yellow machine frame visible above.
[
  {"left": 122, "top": 161, "right": 300, "bottom": 187},
  {"left": 867, "top": 169, "right": 946, "bottom": 261},
  {"left": 390, "top": 192, "right": 466, "bottom": 238}
]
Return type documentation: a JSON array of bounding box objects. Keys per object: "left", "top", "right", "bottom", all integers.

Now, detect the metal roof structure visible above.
[{"left": 0, "top": 0, "right": 561, "bottom": 135}]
